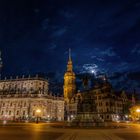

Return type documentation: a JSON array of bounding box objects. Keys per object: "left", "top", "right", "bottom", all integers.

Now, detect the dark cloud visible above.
[{"left": 0, "top": 0, "right": 140, "bottom": 91}]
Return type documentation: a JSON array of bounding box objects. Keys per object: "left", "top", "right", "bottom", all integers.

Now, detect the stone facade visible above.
[
  {"left": 67, "top": 82, "right": 128, "bottom": 121},
  {"left": 63, "top": 51, "right": 129, "bottom": 122},
  {"left": 0, "top": 77, "right": 64, "bottom": 121}
]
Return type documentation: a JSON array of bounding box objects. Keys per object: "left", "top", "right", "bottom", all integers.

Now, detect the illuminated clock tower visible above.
[{"left": 63, "top": 49, "right": 76, "bottom": 103}]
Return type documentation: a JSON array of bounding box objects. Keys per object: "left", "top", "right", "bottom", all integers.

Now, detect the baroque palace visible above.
[
  {"left": 0, "top": 52, "right": 64, "bottom": 121},
  {"left": 64, "top": 50, "right": 129, "bottom": 122}
]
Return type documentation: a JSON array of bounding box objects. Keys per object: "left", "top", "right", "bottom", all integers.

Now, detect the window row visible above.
[
  {"left": 1, "top": 102, "right": 27, "bottom": 107},
  {"left": 1, "top": 110, "right": 26, "bottom": 116}
]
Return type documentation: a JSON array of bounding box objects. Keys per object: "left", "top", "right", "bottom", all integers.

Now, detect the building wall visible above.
[
  {"left": 66, "top": 85, "right": 128, "bottom": 122},
  {"left": 0, "top": 97, "right": 64, "bottom": 121},
  {"left": 0, "top": 77, "right": 49, "bottom": 95},
  {"left": 0, "top": 77, "right": 64, "bottom": 121}
]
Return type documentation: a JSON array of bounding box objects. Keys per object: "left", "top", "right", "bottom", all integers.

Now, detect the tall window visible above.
[
  {"left": 17, "top": 111, "right": 19, "bottom": 115},
  {"left": 23, "top": 111, "right": 26, "bottom": 116},
  {"left": 107, "top": 108, "right": 109, "bottom": 112},
  {"left": 9, "top": 111, "right": 11, "bottom": 115},
  {"left": 106, "top": 102, "right": 109, "bottom": 106},
  {"left": 1, "top": 111, "right": 3, "bottom": 115},
  {"left": 33, "top": 110, "right": 35, "bottom": 116}
]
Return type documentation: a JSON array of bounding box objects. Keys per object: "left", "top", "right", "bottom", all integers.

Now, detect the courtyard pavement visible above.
[{"left": 0, "top": 122, "right": 140, "bottom": 140}]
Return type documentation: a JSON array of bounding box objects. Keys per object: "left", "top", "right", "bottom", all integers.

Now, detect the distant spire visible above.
[
  {"left": 69, "top": 48, "right": 71, "bottom": 61},
  {"left": 132, "top": 93, "right": 136, "bottom": 106},
  {"left": 67, "top": 48, "right": 73, "bottom": 72},
  {"left": 0, "top": 50, "right": 2, "bottom": 69},
  {"left": 0, "top": 50, "right": 3, "bottom": 79}
]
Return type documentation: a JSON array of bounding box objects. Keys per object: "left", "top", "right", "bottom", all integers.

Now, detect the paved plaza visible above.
[{"left": 0, "top": 122, "right": 140, "bottom": 140}]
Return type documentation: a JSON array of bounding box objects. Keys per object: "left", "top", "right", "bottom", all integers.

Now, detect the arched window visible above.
[
  {"left": 106, "top": 102, "right": 109, "bottom": 106},
  {"left": 1, "top": 111, "right": 4, "bottom": 115},
  {"left": 9, "top": 111, "right": 11, "bottom": 115},
  {"left": 17, "top": 111, "right": 19, "bottom": 115},
  {"left": 33, "top": 110, "right": 35, "bottom": 116},
  {"left": 107, "top": 108, "right": 109, "bottom": 112},
  {"left": 23, "top": 111, "right": 26, "bottom": 116},
  {"left": 107, "top": 115, "right": 109, "bottom": 119}
]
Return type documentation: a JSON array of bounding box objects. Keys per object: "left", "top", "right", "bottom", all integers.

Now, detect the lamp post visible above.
[{"left": 36, "top": 109, "right": 41, "bottom": 123}]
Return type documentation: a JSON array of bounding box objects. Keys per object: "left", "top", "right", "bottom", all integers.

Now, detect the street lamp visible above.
[
  {"left": 136, "top": 109, "right": 140, "bottom": 121},
  {"left": 125, "top": 115, "right": 128, "bottom": 118},
  {"left": 136, "top": 109, "right": 140, "bottom": 113},
  {"left": 36, "top": 109, "right": 41, "bottom": 123}
]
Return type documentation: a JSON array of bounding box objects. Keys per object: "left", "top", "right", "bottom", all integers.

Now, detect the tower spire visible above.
[
  {"left": 0, "top": 51, "right": 2, "bottom": 68},
  {"left": 69, "top": 48, "right": 71, "bottom": 61},
  {"left": 67, "top": 48, "right": 73, "bottom": 72}
]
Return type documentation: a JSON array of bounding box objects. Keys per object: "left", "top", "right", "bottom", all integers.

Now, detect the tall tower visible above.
[
  {"left": 0, "top": 51, "right": 3, "bottom": 79},
  {"left": 63, "top": 49, "right": 76, "bottom": 103}
]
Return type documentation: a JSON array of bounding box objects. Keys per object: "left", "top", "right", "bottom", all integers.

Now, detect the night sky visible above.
[{"left": 0, "top": 0, "right": 140, "bottom": 91}]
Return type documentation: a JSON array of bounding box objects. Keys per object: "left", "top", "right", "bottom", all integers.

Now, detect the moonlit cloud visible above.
[
  {"left": 41, "top": 18, "right": 50, "bottom": 30},
  {"left": 96, "top": 58, "right": 105, "bottom": 62},
  {"left": 77, "top": 64, "right": 99, "bottom": 76},
  {"left": 100, "top": 47, "right": 116, "bottom": 57},
  {"left": 48, "top": 43, "right": 57, "bottom": 50},
  {"left": 51, "top": 28, "right": 67, "bottom": 37},
  {"left": 131, "top": 45, "right": 140, "bottom": 54}
]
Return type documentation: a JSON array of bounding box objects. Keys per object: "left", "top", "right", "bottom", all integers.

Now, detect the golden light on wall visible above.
[
  {"left": 36, "top": 109, "right": 41, "bottom": 113},
  {"left": 130, "top": 105, "right": 140, "bottom": 121}
]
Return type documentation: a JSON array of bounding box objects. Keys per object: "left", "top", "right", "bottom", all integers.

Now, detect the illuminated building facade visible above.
[
  {"left": 0, "top": 52, "right": 64, "bottom": 121},
  {"left": 0, "top": 76, "right": 64, "bottom": 121},
  {"left": 64, "top": 51, "right": 129, "bottom": 122}
]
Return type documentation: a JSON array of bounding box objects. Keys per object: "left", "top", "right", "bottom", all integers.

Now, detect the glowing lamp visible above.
[
  {"left": 36, "top": 109, "right": 41, "bottom": 113},
  {"left": 136, "top": 109, "right": 140, "bottom": 113}
]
